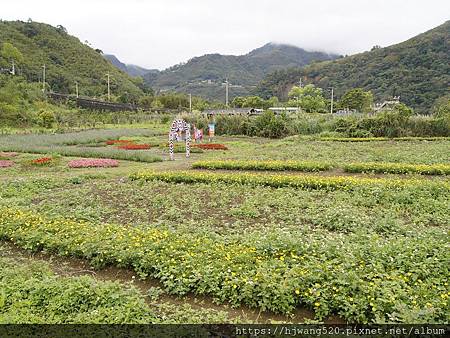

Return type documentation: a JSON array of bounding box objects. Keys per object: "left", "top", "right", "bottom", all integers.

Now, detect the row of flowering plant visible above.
[
  {"left": 344, "top": 162, "right": 450, "bottom": 175},
  {"left": 0, "top": 160, "right": 14, "bottom": 168},
  {"left": 130, "top": 170, "right": 450, "bottom": 192},
  {"left": 319, "top": 136, "right": 450, "bottom": 142},
  {"left": 191, "top": 143, "right": 228, "bottom": 150},
  {"left": 68, "top": 158, "right": 119, "bottom": 168},
  {"left": 0, "top": 207, "right": 448, "bottom": 323},
  {"left": 0, "top": 152, "right": 18, "bottom": 158},
  {"left": 192, "top": 160, "right": 333, "bottom": 172},
  {"left": 116, "top": 144, "right": 151, "bottom": 150},
  {"left": 105, "top": 139, "right": 134, "bottom": 145}
]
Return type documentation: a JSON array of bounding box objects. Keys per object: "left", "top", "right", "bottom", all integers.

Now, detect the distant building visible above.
[
  {"left": 203, "top": 108, "right": 263, "bottom": 117},
  {"left": 373, "top": 96, "right": 401, "bottom": 113},
  {"left": 334, "top": 108, "right": 357, "bottom": 116},
  {"left": 268, "top": 107, "right": 300, "bottom": 115}
]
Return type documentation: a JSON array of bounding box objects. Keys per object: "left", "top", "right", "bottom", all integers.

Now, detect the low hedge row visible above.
[
  {"left": 192, "top": 160, "right": 332, "bottom": 172},
  {"left": 129, "top": 171, "right": 449, "bottom": 192},
  {"left": 193, "top": 160, "right": 450, "bottom": 176},
  {"left": 319, "top": 136, "right": 450, "bottom": 142},
  {"left": 344, "top": 162, "right": 450, "bottom": 175}
]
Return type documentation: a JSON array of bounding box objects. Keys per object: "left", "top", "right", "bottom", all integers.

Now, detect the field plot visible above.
[{"left": 0, "top": 129, "right": 449, "bottom": 324}]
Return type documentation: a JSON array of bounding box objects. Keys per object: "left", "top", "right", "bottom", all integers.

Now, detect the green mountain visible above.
[
  {"left": 0, "top": 20, "right": 144, "bottom": 100},
  {"left": 257, "top": 21, "right": 450, "bottom": 113},
  {"left": 143, "top": 43, "right": 339, "bottom": 100},
  {"left": 103, "top": 54, "right": 157, "bottom": 77}
]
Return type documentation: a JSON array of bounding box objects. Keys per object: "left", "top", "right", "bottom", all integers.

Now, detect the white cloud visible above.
[{"left": 1, "top": 0, "right": 449, "bottom": 69}]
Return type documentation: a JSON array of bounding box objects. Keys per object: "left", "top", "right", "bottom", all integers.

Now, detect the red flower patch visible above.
[
  {"left": 192, "top": 143, "right": 228, "bottom": 150},
  {"left": 106, "top": 140, "right": 134, "bottom": 145},
  {"left": 117, "top": 144, "right": 151, "bottom": 150},
  {"left": 31, "top": 157, "right": 53, "bottom": 166}
]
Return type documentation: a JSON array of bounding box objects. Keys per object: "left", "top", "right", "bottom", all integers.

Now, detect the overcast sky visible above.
[{"left": 2, "top": 0, "right": 449, "bottom": 70}]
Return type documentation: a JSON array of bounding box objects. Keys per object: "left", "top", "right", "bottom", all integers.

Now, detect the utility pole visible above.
[
  {"left": 189, "top": 93, "right": 192, "bottom": 113},
  {"left": 329, "top": 87, "right": 334, "bottom": 114},
  {"left": 225, "top": 79, "right": 229, "bottom": 107},
  {"left": 42, "top": 64, "right": 46, "bottom": 92},
  {"left": 11, "top": 60, "right": 15, "bottom": 75},
  {"left": 75, "top": 81, "right": 79, "bottom": 98},
  {"left": 106, "top": 73, "right": 110, "bottom": 101},
  {"left": 299, "top": 78, "right": 302, "bottom": 88}
]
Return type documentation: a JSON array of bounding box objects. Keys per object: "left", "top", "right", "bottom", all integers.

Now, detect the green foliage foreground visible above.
[
  {"left": 0, "top": 257, "right": 156, "bottom": 323},
  {"left": 0, "top": 205, "right": 448, "bottom": 323}
]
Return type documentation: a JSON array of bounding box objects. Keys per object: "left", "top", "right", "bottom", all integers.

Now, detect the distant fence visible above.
[{"left": 47, "top": 92, "right": 139, "bottom": 112}]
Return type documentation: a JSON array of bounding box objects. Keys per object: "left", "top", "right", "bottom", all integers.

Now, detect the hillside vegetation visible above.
[
  {"left": 257, "top": 21, "right": 450, "bottom": 113},
  {"left": 143, "top": 43, "right": 339, "bottom": 100},
  {"left": 0, "top": 20, "right": 144, "bottom": 101}
]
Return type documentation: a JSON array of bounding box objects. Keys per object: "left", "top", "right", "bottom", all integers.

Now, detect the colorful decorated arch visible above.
[{"left": 169, "top": 119, "right": 191, "bottom": 160}]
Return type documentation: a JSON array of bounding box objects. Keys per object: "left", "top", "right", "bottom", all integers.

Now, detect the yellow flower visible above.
[{"left": 295, "top": 289, "right": 300, "bottom": 295}]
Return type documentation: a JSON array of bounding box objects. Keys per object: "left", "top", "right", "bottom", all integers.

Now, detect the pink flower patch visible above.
[
  {"left": 0, "top": 160, "right": 14, "bottom": 168},
  {"left": 68, "top": 158, "right": 119, "bottom": 168}
]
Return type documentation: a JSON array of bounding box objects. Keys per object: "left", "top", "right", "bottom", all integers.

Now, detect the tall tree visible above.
[
  {"left": 0, "top": 42, "right": 24, "bottom": 68},
  {"left": 288, "top": 84, "right": 326, "bottom": 113},
  {"left": 338, "top": 88, "right": 374, "bottom": 113}
]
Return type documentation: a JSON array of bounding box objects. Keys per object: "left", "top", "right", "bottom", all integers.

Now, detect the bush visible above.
[{"left": 38, "top": 111, "right": 56, "bottom": 129}]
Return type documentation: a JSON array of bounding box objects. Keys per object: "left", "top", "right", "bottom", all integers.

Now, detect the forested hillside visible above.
[
  {"left": 257, "top": 21, "right": 450, "bottom": 113},
  {"left": 0, "top": 20, "right": 144, "bottom": 101},
  {"left": 143, "top": 43, "right": 339, "bottom": 100}
]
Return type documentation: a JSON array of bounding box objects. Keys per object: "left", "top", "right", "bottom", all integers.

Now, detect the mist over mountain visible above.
[
  {"left": 141, "top": 43, "right": 340, "bottom": 100},
  {"left": 103, "top": 54, "right": 158, "bottom": 78},
  {"left": 257, "top": 21, "right": 450, "bottom": 112}
]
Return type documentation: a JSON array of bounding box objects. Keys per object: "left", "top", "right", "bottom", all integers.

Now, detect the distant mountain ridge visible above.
[
  {"left": 142, "top": 43, "right": 340, "bottom": 100},
  {"left": 103, "top": 54, "right": 158, "bottom": 77},
  {"left": 256, "top": 21, "right": 450, "bottom": 113}
]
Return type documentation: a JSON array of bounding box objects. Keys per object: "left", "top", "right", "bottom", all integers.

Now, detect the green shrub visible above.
[
  {"left": 192, "top": 160, "right": 333, "bottom": 172},
  {"left": 38, "top": 111, "right": 56, "bottom": 129}
]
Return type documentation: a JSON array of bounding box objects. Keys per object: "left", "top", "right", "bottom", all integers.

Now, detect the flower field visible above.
[{"left": 0, "top": 129, "right": 448, "bottom": 324}]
